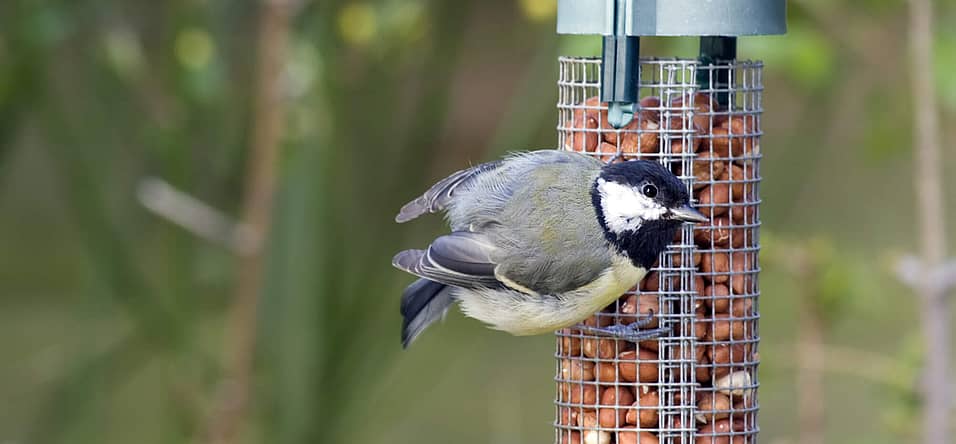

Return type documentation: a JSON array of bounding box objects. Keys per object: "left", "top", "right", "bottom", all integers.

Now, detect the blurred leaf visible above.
[
  {"left": 258, "top": 144, "right": 326, "bottom": 444},
  {"left": 175, "top": 27, "right": 215, "bottom": 71},
  {"left": 816, "top": 261, "right": 855, "bottom": 324},
  {"left": 101, "top": 26, "right": 146, "bottom": 82},
  {"left": 381, "top": 0, "right": 428, "bottom": 45},
  {"left": 518, "top": 0, "right": 557, "bottom": 23},
  {"left": 739, "top": 27, "right": 836, "bottom": 90},
  {"left": 26, "top": 10, "right": 190, "bottom": 351},
  {"left": 879, "top": 332, "right": 923, "bottom": 437},
  {"left": 338, "top": 2, "right": 378, "bottom": 47}
]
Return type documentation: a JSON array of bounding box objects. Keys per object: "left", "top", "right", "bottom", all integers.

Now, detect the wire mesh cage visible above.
[{"left": 554, "top": 57, "right": 762, "bottom": 444}]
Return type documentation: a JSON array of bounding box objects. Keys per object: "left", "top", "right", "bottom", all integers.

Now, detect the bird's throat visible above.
[{"left": 612, "top": 220, "right": 681, "bottom": 270}]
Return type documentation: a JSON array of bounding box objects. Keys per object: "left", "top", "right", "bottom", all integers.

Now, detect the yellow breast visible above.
[{"left": 458, "top": 255, "right": 647, "bottom": 336}]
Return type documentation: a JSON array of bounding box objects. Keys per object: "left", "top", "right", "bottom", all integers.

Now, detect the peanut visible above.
[
  {"left": 723, "top": 115, "right": 759, "bottom": 157},
  {"left": 697, "top": 183, "right": 731, "bottom": 217},
  {"left": 579, "top": 409, "right": 599, "bottom": 428},
  {"left": 558, "top": 407, "right": 579, "bottom": 426},
  {"left": 695, "top": 216, "right": 745, "bottom": 248},
  {"left": 561, "top": 331, "right": 582, "bottom": 356},
  {"left": 700, "top": 252, "right": 731, "bottom": 283},
  {"left": 720, "top": 164, "right": 754, "bottom": 200},
  {"left": 715, "top": 370, "right": 754, "bottom": 397},
  {"left": 583, "top": 313, "right": 615, "bottom": 328},
  {"left": 696, "top": 419, "right": 744, "bottom": 444},
  {"left": 595, "top": 361, "right": 619, "bottom": 383},
  {"left": 637, "top": 390, "right": 660, "bottom": 427},
  {"left": 730, "top": 252, "right": 755, "bottom": 295},
  {"left": 559, "top": 430, "right": 583, "bottom": 444},
  {"left": 693, "top": 305, "right": 710, "bottom": 340},
  {"left": 707, "top": 313, "right": 747, "bottom": 341},
  {"left": 620, "top": 293, "right": 660, "bottom": 328},
  {"left": 708, "top": 116, "right": 758, "bottom": 159},
  {"left": 618, "top": 431, "right": 660, "bottom": 444},
  {"left": 709, "top": 343, "right": 752, "bottom": 380},
  {"left": 615, "top": 121, "right": 660, "bottom": 155},
  {"left": 639, "top": 337, "right": 660, "bottom": 352},
  {"left": 670, "top": 138, "right": 700, "bottom": 155},
  {"left": 561, "top": 382, "right": 598, "bottom": 405},
  {"left": 596, "top": 141, "right": 621, "bottom": 163},
  {"left": 730, "top": 204, "right": 757, "bottom": 224},
  {"left": 696, "top": 392, "right": 732, "bottom": 423},
  {"left": 696, "top": 344, "right": 712, "bottom": 382},
  {"left": 565, "top": 109, "right": 600, "bottom": 152},
  {"left": 598, "top": 386, "right": 635, "bottom": 427},
  {"left": 638, "top": 96, "right": 662, "bottom": 123},
  {"left": 561, "top": 359, "right": 596, "bottom": 381},
  {"left": 583, "top": 337, "right": 623, "bottom": 359},
  {"left": 583, "top": 431, "right": 612, "bottom": 444},
  {"left": 618, "top": 349, "right": 659, "bottom": 383},
  {"left": 691, "top": 151, "right": 727, "bottom": 187}
]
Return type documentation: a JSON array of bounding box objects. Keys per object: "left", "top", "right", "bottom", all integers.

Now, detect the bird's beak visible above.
[{"left": 668, "top": 205, "right": 709, "bottom": 223}]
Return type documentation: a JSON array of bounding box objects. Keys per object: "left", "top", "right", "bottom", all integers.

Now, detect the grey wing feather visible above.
[
  {"left": 395, "top": 160, "right": 503, "bottom": 223},
  {"left": 484, "top": 156, "right": 612, "bottom": 295},
  {"left": 394, "top": 150, "right": 609, "bottom": 295},
  {"left": 392, "top": 232, "right": 502, "bottom": 289}
]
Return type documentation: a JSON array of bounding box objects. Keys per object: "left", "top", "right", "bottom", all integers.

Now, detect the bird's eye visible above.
[{"left": 641, "top": 183, "right": 658, "bottom": 198}]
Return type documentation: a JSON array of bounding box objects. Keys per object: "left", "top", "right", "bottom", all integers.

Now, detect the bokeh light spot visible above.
[
  {"left": 519, "top": 0, "right": 556, "bottom": 22},
  {"left": 175, "top": 27, "right": 214, "bottom": 70},
  {"left": 338, "top": 3, "right": 378, "bottom": 46}
]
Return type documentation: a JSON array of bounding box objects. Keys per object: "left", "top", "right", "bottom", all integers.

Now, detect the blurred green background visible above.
[{"left": 1, "top": 0, "right": 954, "bottom": 443}]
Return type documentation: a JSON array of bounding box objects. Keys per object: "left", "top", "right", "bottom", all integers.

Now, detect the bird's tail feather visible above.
[{"left": 400, "top": 278, "right": 455, "bottom": 348}]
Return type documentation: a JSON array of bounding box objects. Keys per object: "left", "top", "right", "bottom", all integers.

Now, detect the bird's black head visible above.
[{"left": 590, "top": 160, "right": 707, "bottom": 269}]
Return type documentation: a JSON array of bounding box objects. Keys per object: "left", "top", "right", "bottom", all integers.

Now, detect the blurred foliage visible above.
[
  {"left": 0, "top": 1, "right": 954, "bottom": 444},
  {"left": 880, "top": 332, "right": 928, "bottom": 439},
  {"left": 763, "top": 234, "right": 883, "bottom": 325},
  {"left": 740, "top": 28, "right": 836, "bottom": 92}
]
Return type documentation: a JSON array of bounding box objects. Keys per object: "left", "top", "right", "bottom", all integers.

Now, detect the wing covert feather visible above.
[
  {"left": 392, "top": 232, "right": 502, "bottom": 289},
  {"left": 487, "top": 161, "right": 613, "bottom": 295},
  {"left": 395, "top": 160, "right": 503, "bottom": 223},
  {"left": 396, "top": 150, "right": 612, "bottom": 296}
]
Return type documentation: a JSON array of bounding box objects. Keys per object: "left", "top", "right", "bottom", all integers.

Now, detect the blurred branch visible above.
[
  {"left": 905, "top": 0, "right": 952, "bottom": 443},
  {"left": 308, "top": 1, "right": 480, "bottom": 442},
  {"left": 895, "top": 255, "right": 956, "bottom": 295},
  {"left": 204, "top": 1, "right": 296, "bottom": 443},
  {"left": 796, "top": 307, "right": 825, "bottom": 444},
  {"left": 137, "top": 177, "right": 257, "bottom": 254},
  {"left": 784, "top": 246, "right": 825, "bottom": 444}
]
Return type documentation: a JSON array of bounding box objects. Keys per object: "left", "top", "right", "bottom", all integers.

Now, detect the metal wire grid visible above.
[{"left": 554, "top": 57, "right": 762, "bottom": 444}]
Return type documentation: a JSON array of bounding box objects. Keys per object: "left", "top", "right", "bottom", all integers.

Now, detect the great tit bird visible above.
[{"left": 393, "top": 150, "right": 707, "bottom": 348}]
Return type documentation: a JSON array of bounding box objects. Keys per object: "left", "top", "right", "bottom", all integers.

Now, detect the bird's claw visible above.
[{"left": 573, "top": 312, "right": 669, "bottom": 342}]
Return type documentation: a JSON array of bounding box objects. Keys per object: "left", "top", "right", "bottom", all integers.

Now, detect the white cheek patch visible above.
[{"left": 597, "top": 178, "right": 667, "bottom": 233}]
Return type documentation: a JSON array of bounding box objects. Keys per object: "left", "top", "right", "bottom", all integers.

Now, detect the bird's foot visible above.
[{"left": 573, "top": 313, "right": 670, "bottom": 342}]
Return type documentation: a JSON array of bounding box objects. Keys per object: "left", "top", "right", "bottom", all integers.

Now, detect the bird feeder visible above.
[{"left": 554, "top": 1, "right": 784, "bottom": 443}]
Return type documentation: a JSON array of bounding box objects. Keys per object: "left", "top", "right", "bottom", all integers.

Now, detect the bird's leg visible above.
[{"left": 572, "top": 312, "right": 670, "bottom": 342}]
